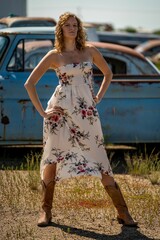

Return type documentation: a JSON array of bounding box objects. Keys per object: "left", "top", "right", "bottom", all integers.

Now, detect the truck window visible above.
[
  {"left": 93, "top": 57, "right": 127, "bottom": 74},
  {"left": 0, "top": 36, "right": 9, "bottom": 61},
  {"left": 7, "top": 39, "right": 54, "bottom": 71},
  {"left": 105, "top": 57, "right": 127, "bottom": 74}
]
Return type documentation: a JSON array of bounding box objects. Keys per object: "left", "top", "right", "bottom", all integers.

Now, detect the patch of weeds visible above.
[
  {"left": 155, "top": 62, "right": 160, "bottom": 70},
  {"left": 126, "top": 147, "right": 160, "bottom": 184},
  {"left": 25, "top": 151, "right": 41, "bottom": 171},
  {"left": 147, "top": 171, "right": 160, "bottom": 185},
  {"left": 24, "top": 151, "right": 41, "bottom": 191}
]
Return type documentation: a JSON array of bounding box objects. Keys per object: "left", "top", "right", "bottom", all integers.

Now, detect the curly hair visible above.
[{"left": 54, "top": 12, "right": 86, "bottom": 52}]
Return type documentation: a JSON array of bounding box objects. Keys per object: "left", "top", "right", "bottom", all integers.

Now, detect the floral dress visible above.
[{"left": 40, "top": 61, "right": 113, "bottom": 181}]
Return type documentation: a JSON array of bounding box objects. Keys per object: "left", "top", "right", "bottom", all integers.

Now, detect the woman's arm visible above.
[
  {"left": 24, "top": 50, "right": 63, "bottom": 118},
  {"left": 89, "top": 45, "right": 113, "bottom": 104}
]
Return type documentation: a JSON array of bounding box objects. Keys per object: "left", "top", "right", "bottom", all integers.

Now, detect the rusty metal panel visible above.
[
  {"left": 0, "top": 71, "right": 58, "bottom": 142},
  {"left": 95, "top": 76, "right": 160, "bottom": 143},
  {"left": 1, "top": 74, "right": 160, "bottom": 144}
]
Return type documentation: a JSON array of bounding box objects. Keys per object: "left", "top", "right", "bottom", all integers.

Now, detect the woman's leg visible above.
[
  {"left": 37, "top": 163, "right": 57, "bottom": 227},
  {"left": 43, "top": 162, "right": 57, "bottom": 185},
  {"left": 101, "top": 173, "right": 138, "bottom": 227}
]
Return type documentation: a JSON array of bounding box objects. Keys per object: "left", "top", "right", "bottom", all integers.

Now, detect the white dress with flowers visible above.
[{"left": 40, "top": 61, "right": 113, "bottom": 181}]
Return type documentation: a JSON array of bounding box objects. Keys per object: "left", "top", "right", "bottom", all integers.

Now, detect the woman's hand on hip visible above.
[
  {"left": 93, "top": 96, "right": 101, "bottom": 104},
  {"left": 43, "top": 106, "right": 64, "bottom": 118}
]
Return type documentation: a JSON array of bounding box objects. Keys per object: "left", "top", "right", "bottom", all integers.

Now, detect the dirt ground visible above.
[
  {"left": 0, "top": 171, "right": 160, "bottom": 240},
  {"left": 1, "top": 210, "right": 159, "bottom": 240}
]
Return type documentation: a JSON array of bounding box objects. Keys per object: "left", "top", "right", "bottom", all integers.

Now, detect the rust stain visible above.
[
  {"left": 32, "top": 105, "right": 36, "bottom": 114},
  {"left": 112, "top": 107, "right": 116, "bottom": 115},
  {"left": 117, "top": 81, "right": 139, "bottom": 87},
  {"left": 18, "top": 99, "right": 37, "bottom": 119},
  {"left": 1, "top": 115, "right": 9, "bottom": 124},
  {"left": 18, "top": 99, "right": 30, "bottom": 104}
]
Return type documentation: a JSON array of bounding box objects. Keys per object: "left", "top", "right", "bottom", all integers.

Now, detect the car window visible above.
[
  {"left": 7, "top": 39, "right": 54, "bottom": 71},
  {"left": 105, "top": 57, "right": 127, "bottom": 74},
  {"left": 93, "top": 50, "right": 159, "bottom": 75},
  {"left": 0, "top": 36, "right": 9, "bottom": 61},
  {"left": 131, "top": 56, "right": 160, "bottom": 74},
  {"left": 144, "top": 46, "right": 160, "bottom": 57},
  {"left": 93, "top": 57, "right": 127, "bottom": 74}
]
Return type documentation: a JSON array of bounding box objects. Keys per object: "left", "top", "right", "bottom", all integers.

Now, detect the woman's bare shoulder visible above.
[
  {"left": 85, "top": 43, "right": 99, "bottom": 54},
  {"left": 46, "top": 48, "right": 58, "bottom": 58},
  {"left": 85, "top": 43, "right": 100, "bottom": 58},
  {"left": 85, "top": 43, "right": 97, "bottom": 49},
  {"left": 43, "top": 48, "right": 60, "bottom": 68}
]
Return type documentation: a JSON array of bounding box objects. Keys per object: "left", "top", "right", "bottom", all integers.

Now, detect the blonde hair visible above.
[{"left": 54, "top": 12, "right": 86, "bottom": 52}]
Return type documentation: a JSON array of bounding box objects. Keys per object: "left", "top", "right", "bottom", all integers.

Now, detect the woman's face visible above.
[{"left": 62, "top": 17, "right": 78, "bottom": 39}]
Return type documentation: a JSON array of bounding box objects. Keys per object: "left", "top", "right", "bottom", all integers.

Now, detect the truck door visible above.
[{"left": 0, "top": 36, "right": 58, "bottom": 145}]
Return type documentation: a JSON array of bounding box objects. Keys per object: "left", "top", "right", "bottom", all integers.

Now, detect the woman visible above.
[{"left": 24, "top": 12, "right": 137, "bottom": 228}]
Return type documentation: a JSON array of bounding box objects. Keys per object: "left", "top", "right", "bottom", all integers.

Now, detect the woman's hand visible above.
[
  {"left": 93, "top": 96, "right": 101, "bottom": 104},
  {"left": 42, "top": 106, "right": 64, "bottom": 118}
]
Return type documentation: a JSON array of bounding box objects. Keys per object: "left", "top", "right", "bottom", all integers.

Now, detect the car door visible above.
[
  {"left": 93, "top": 50, "right": 160, "bottom": 143},
  {"left": 0, "top": 34, "right": 58, "bottom": 144}
]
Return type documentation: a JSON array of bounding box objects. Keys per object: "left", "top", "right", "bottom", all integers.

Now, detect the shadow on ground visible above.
[{"left": 42, "top": 222, "right": 155, "bottom": 240}]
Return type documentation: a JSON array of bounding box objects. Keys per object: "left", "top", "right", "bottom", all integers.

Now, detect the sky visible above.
[{"left": 27, "top": 0, "right": 160, "bottom": 31}]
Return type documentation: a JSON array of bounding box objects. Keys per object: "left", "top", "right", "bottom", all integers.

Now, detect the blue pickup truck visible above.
[{"left": 0, "top": 27, "right": 160, "bottom": 146}]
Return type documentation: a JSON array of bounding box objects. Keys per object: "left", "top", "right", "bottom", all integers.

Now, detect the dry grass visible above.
[
  {"left": 0, "top": 168, "right": 160, "bottom": 240},
  {"left": 126, "top": 148, "right": 160, "bottom": 185}
]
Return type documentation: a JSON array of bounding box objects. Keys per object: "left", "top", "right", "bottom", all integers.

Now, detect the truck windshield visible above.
[{"left": 0, "top": 36, "right": 8, "bottom": 61}]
